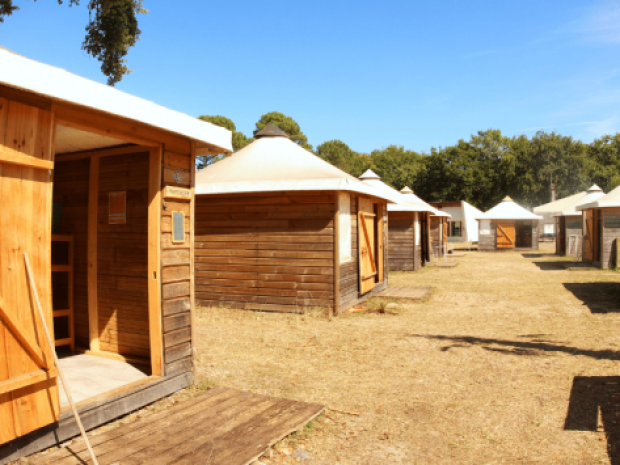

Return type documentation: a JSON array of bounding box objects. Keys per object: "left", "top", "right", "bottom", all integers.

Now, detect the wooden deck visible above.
[
  {"left": 376, "top": 286, "right": 432, "bottom": 300},
  {"left": 29, "top": 387, "right": 324, "bottom": 465}
]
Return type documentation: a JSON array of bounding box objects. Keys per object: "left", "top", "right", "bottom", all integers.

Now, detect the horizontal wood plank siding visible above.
[
  {"left": 195, "top": 192, "right": 336, "bottom": 313},
  {"left": 97, "top": 153, "right": 150, "bottom": 359},
  {"left": 388, "top": 212, "right": 414, "bottom": 271},
  {"left": 602, "top": 208, "right": 620, "bottom": 269}
]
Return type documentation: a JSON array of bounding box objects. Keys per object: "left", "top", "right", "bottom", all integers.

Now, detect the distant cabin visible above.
[
  {"left": 477, "top": 197, "right": 542, "bottom": 251},
  {"left": 429, "top": 201, "right": 483, "bottom": 243},
  {"left": 577, "top": 185, "right": 620, "bottom": 269},
  {"left": 193, "top": 125, "right": 393, "bottom": 315}
]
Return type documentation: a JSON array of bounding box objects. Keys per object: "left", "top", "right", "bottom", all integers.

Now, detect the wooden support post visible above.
[
  {"left": 189, "top": 142, "right": 197, "bottom": 374},
  {"left": 148, "top": 146, "right": 163, "bottom": 376},
  {"left": 87, "top": 156, "right": 100, "bottom": 352},
  {"left": 333, "top": 193, "right": 340, "bottom": 318}
]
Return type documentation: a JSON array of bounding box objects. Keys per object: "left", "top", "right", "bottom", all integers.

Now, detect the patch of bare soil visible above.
[{"left": 193, "top": 242, "right": 620, "bottom": 464}]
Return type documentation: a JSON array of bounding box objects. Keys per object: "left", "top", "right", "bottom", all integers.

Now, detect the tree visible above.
[
  {"left": 315, "top": 140, "right": 371, "bottom": 176},
  {"left": 196, "top": 115, "right": 253, "bottom": 169},
  {"left": 254, "top": 112, "right": 312, "bottom": 150},
  {"left": 587, "top": 134, "right": 620, "bottom": 192},
  {"left": 1, "top": 0, "right": 146, "bottom": 85}
]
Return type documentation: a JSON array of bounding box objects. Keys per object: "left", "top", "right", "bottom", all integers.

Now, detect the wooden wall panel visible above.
[
  {"left": 97, "top": 153, "right": 150, "bottom": 359},
  {"left": 388, "top": 212, "right": 414, "bottom": 271},
  {"left": 53, "top": 158, "right": 90, "bottom": 348},
  {"left": 195, "top": 192, "right": 336, "bottom": 313},
  {"left": 161, "top": 149, "right": 193, "bottom": 376}
]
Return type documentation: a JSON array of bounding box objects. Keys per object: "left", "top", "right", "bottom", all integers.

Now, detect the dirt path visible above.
[{"left": 195, "top": 244, "right": 620, "bottom": 464}]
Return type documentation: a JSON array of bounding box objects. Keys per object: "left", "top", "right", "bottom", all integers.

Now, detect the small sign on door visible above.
[{"left": 172, "top": 211, "right": 185, "bottom": 244}]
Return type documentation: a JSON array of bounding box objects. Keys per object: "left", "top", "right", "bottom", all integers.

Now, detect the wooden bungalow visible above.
[
  {"left": 357, "top": 173, "right": 438, "bottom": 271},
  {"left": 477, "top": 196, "right": 542, "bottom": 251},
  {"left": 429, "top": 200, "right": 483, "bottom": 243},
  {"left": 194, "top": 125, "right": 394, "bottom": 315},
  {"left": 549, "top": 185, "right": 604, "bottom": 256},
  {"left": 577, "top": 185, "right": 620, "bottom": 268},
  {"left": 0, "top": 48, "right": 232, "bottom": 463}
]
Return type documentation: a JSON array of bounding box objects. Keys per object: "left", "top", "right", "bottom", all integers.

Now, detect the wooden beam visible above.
[
  {"left": 87, "top": 156, "right": 100, "bottom": 351},
  {"left": 333, "top": 194, "right": 340, "bottom": 317},
  {"left": 148, "top": 145, "right": 163, "bottom": 376},
  {"left": 0, "top": 149, "right": 54, "bottom": 170},
  {"left": 189, "top": 142, "right": 197, "bottom": 375},
  {"left": 55, "top": 144, "right": 150, "bottom": 162},
  {"left": 0, "top": 296, "right": 49, "bottom": 369},
  {"left": 0, "top": 368, "right": 58, "bottom": 395}
]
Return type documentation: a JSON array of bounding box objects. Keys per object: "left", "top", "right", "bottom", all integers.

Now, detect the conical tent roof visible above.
[
  {"left": 552, "top": 185, "right": 604, "bottom": 216},
  {"left": 358, "top": 172, "right": 443, "bottom": 214},
  {"left": 196, "top": 134, "right": 394, "bottom": 202},
  {"left": 578, "top": 184, "right": 620, "bottom": 210},
  {"left": 477, "top": 197, "right": 542, "bottom": 221},
  {"left": 534, "top": 185, "right": 604, "bottom": 216}
]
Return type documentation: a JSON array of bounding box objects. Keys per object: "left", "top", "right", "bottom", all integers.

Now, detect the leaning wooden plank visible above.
[
  {"left": 0, "top": 296, "right": 49, "bottom": 369},
  {"left": 24, "top": 254, "right": 100, "bottom": 465}
]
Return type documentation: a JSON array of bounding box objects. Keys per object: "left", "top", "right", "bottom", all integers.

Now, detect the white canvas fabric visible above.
[
  {"left": 0, "top": 47, "right": 232, "bottom": 152},
  {"left": 358, "top": 171, "right": 442, "bottom": 214},
  {"left": 477, "top": 197, "right": 543, "bottom": 221},
  {"left": 578, "top": 184, "right": 620, "bottom": 210},
  {"left": 196, "top": 137, "right": 394, "bottom": 201},
  {"left": 553, "top": 185, "right": 604, "bottom": 216}
]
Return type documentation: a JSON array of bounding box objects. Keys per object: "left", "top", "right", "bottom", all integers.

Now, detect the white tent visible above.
[
  {"left": 0, "top": 46, "right": 232, "bottom": 154},
  {"left": 358, "top": 170, "right": 441, "bottom": 213},
  {"left": 553, "top": 185, "right": 604, "bottom": 215},
  {"left": 578, "top": 184, "right": 620, "bottom": 210},
  {"left": 477, "top": 196, "right": 543, "bottom": 221},
  {"left": 196, "top": 133, "right": 394, "bottom": 202}
]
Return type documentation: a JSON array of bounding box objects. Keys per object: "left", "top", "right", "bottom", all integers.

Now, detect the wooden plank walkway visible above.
[
  {"left": 29, "top": 387, "right": 324, "bottom": 465},
  {"left": 376, "top": 286, "right": 432, "bottom": 300}
]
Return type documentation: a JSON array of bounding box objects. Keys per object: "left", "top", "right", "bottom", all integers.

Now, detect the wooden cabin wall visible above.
[
  {"left": 96, "top": 153, "right": 150, "bottom": 359},
  {"left": 478, "top": 221, "right": 498, "bottom": 251},
  {"left": 194, "top": 191, "right": 335, "bottom": 313},
  {"left": 388, "top": 212, "right": 414, "bottom": 271},
  {"left": 160, "top": 149, "right": 193, "bottom": 377},
  {"left": 601, "top": 208, "right": 620, "bottom": 269},
  {"left": 338, "top": 194, "right": 388, "bottom": 313},
  {"left": 532, "top": 221, "right": 540, "bottom": 250},
  {"left": 52, "top": 158, "right": 90, "bottom": 347},
  {"left": 0, "top": 94, "right": 59, "bottom": 443}
]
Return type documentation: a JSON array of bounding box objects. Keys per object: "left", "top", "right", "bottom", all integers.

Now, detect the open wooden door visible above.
[
  {"left": 496, "top": 221, "right": 515, "bottom": 249},
  {"left": 375, "top": 203, "right": 384, "bottom": 283},
  {"left": 0, "top": 99, "right": 59, "bottom": 444},
  {"left": 359, "top": 198, "right": 377, "bottom": 294},
  {"left": 442, "top": 219, "right": 447, "bottom": 252}
]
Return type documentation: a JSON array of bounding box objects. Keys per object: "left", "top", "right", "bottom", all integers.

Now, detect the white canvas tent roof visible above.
[
  {"left": 578, "top": 184, "right": 620, "bottom": 210},
  {"left": 477, "top": 196, "right": 543, "bottom": 221},
  {"left": 358, "top": 170, "right": 444, "bottom": 214},
  {"left": 195, "top": 137, "right": 394, "bottom": 201},
  {"left": 0, "top": 47, "right": 232, "bottom": 153},
  {"left": 551, "top": 185, "right": 604, "bottom": 215}
]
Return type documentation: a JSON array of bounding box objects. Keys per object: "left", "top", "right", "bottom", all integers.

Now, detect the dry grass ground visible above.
[{"left": 193, "top": 242, "right": 620, "bottom": 465}]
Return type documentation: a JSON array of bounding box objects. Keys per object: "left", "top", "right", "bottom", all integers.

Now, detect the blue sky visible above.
[{"left": 2, "top": 0, "right": 620, "bottom": 153}]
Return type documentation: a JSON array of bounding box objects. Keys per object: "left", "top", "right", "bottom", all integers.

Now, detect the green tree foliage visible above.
[
  {"left": 196, "top": 115, "right": 253, "bottom": 169},
  {"left": 588, "top": 134, "right": 620, "bottom": 191},
  {"left": 255, "top": 112, "right": 312, "bottom": 150},
  {"left": 1, "top": 0, "right": 146, "bottom": 85},
  {"left": 314, "top": 140, "right": 371, "bottom": 176}
]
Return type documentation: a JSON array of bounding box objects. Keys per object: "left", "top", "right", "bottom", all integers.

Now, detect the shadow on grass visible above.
[
  {"left": 522, "top": 253, "right": 554, "bottom": 259},
  {"left": 564, "top": 283, "right": 620, "bottom": 314},
  {"left": 565, "top": 376, "right": 620, "bottom": 465},
  {"left": 410, "top": 334, "right": 620, "bottom": 361},
  {"left": 531, "top": 261, "right": 570, "bottom": 271}
]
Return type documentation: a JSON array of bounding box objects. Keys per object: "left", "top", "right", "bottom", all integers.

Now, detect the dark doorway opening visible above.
[{"left": 516, "top": 220, "right": 533, "bottom": 248}]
